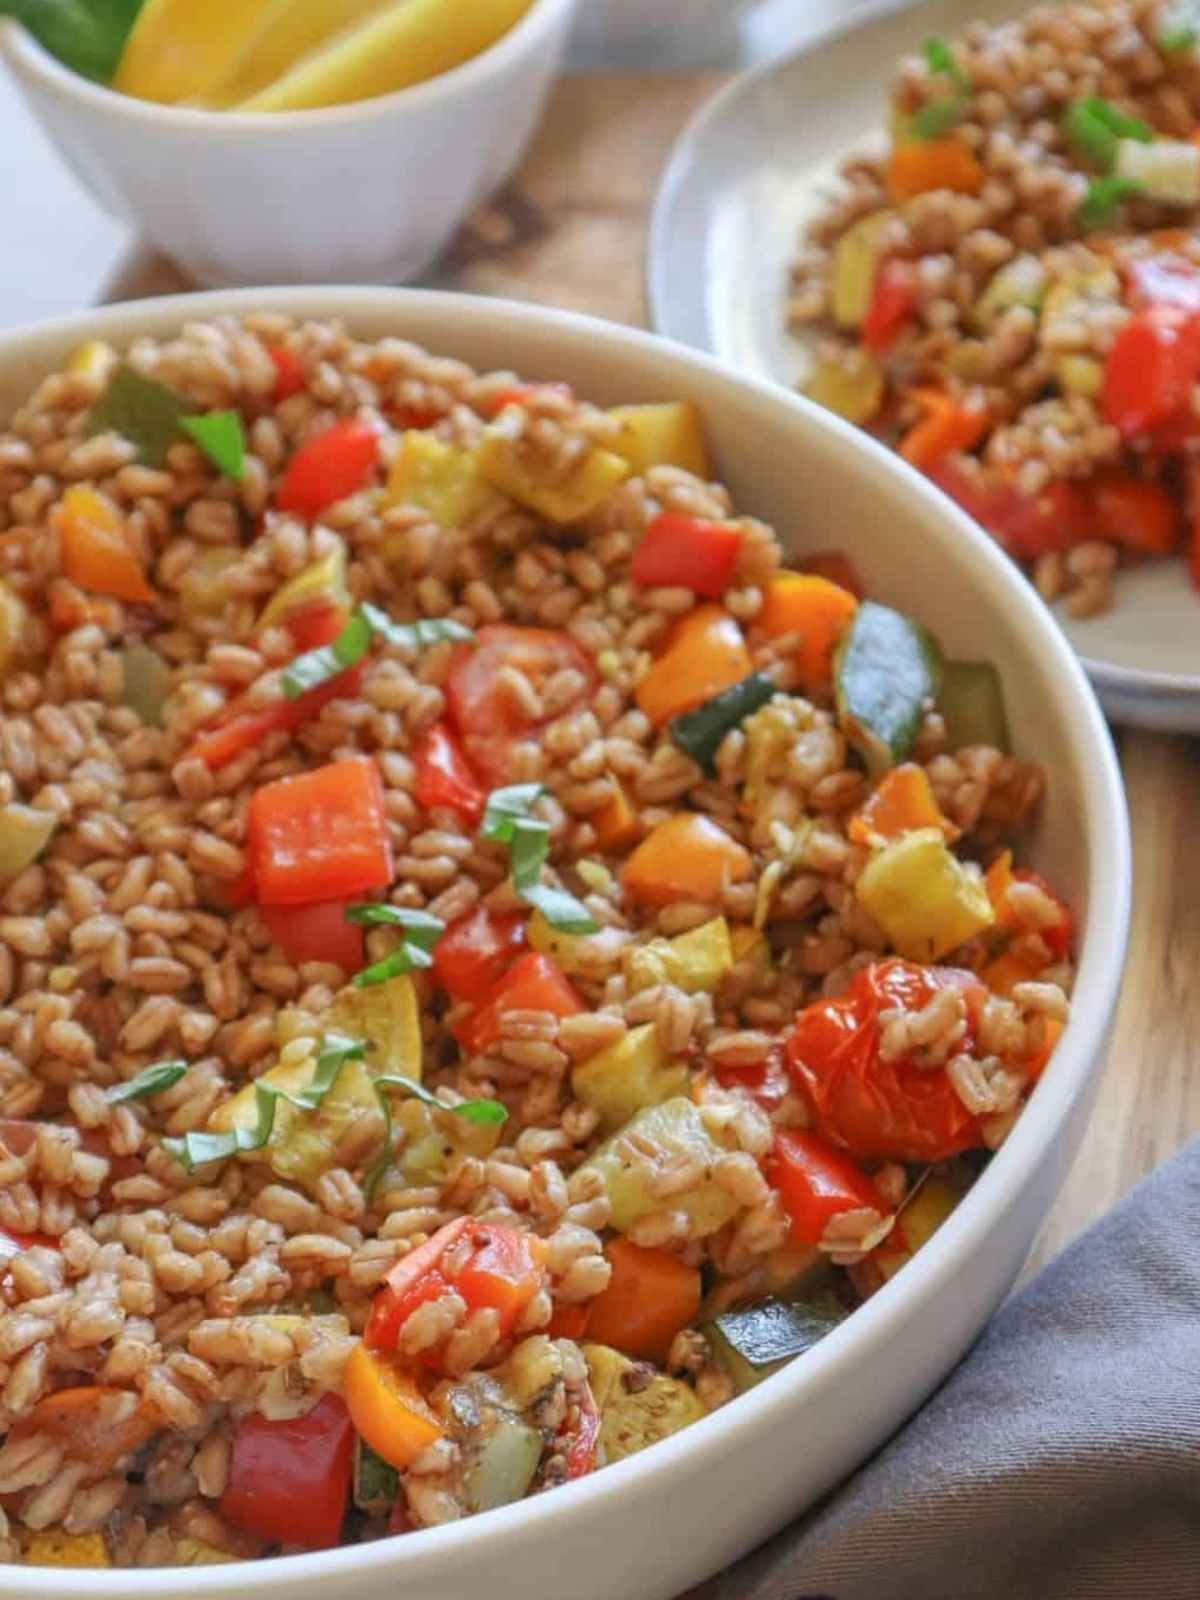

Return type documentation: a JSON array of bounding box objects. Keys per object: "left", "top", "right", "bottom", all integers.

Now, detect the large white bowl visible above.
[
  {"left": 0, "top": 1, "right": 573, "bottom": 289},
  {"left": 0, "top": 288, "right": 1129, "bottom": 1600}
]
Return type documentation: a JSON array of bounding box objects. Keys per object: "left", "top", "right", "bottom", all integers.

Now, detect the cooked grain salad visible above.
[
  {"left": 790, "top": 0, "right": 1200, "bottom": 616},
  {"left": 0, "top": 315, "right": 1073, "bottom": 1569}
]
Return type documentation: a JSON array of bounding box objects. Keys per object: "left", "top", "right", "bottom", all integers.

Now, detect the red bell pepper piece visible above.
[
  {"left": 267, "top": 345, "right": 307, "bottom": 403},
  {"left": 861, "top": 259, "right": 917, "bottom": 352},
  {"left": 186, "top": 662, "right": 364, "bottom": 772},
  {"left": 767, "top": 1129, "right": 886, "bottom": 1247},
  {"left": 248, "top": 757, "right": 393, "bottom": 907},
  {"left": 366, "top": 1219, "right": 473, "bottom": 1351},
  {"left": 1102, "top": 306, "right": 1200, "bottom": 440},
  {"left": 928, "top": 462, "right": 1092, "bottom": 560},
  {"left": 630, "top": 512, "right": 742, "bottom": 598},
  {"left": 412, "top": 721, "right": 485, "bottom": 828},
  {"left": 221, "top": 1393, "right": 354, "bottom": 1550},
  {"left": 276, "top": 419, "right": 380, "bottom": 519},
  {"left": 1090, "top": 471, "right": 1181, "bottom": 556},
  {"left": 260, "top": 896, "right": 365, "bottom": 973},
  {"left": 453, "top": 951, "right": 583, "bottom": 1057},
  {"left": 282, "top": 598, "right": 348, "bottom": 652},
  {"left": 432, "top": 906, "right": 529, "bottom": 1003}
]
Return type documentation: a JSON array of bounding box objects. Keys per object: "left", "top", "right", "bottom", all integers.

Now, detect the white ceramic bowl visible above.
[
  {"left": 0, "top": 288, "right": 1129, "bottom": 1600},
  {"left": 0, "top": 1, "right": 574, "bottom": 289}
]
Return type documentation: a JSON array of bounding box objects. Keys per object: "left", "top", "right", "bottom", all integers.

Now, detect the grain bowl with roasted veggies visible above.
[{"left": 0, "top": 302, "right": 1078, "bottom": 1569}]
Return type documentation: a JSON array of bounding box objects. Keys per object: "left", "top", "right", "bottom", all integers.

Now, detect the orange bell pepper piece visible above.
[
  {"left": 584, "top": 1238, "right": 701, "bottom": 1362},
  {"left": 52, "top": 486, "right": 155, "bottom": 604},
  {"left": 622, "top": 812, "right": 752, "bottom": 907},
  {"left": 635, "top": 604, "right": 751, "bottom": 725},
  {"left": 887, "top": 136, "right": 984, "bottom": 201},
  {"left": 849, "top": 763, "right": 956, "bottom": 846},
  {"left": 342, "top": 1344, "right": 443, "bottom": 1471},
  {"left": 899, "top": 388, "right": 990, "bottom": 471},
  {"left": 592, "top": 780, "right": 639, "bottom": 852},
  {"left": 11, "top": 1386, "right": 159, "bottom": 1474},
  {"left": 247, "top": 756, "right": 393, "bottom": 906},
  {"left": 758, "top": 572, "right": 858, "bottom": 687}
]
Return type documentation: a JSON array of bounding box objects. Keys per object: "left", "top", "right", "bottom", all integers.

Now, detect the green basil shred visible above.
[
  {"left": 105, "top": 1059, "right": 187, "bottom": 1104},
  {"left": 346, "top": 903, "right": 445, "bottom": 988},
  {"left": 363, "top": 1074, "right": 507, "bottom": 1203},
  {"left": 281, "top": 606, "right": 474, "bottom": 699},
  {"left": 669, "top": 672, "right": 777, "bottom": 776},
  {"left": 1079, "top": 174, "right": 1144, "bottom": 228},
  {"left": 922, "top": 35, "right": 969, "bottom": 90},
  {"left": 163, "top": 1032, "right": 366, "bottom": 1171},
  {"left": 180, "top": 411, "right": 246, "bottom": 481},
  {"left": 912, "top": 97, "right": 967, "bottom": 139},
  {"left": 1063, "top": 97, "right": 1153, "bottom": 172},
  {"left": 481, "top": 784, "right": 597, "bottom": 935}
]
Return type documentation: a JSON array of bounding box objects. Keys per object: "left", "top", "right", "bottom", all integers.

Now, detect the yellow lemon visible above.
[
  {"left": 113, "top": 0, "right": 291, "bottom": 103},
  {"left": 238, "top": 0, "right": 535, "bottom": 114},
  {"left": 204, "top": 0, "right": 391, "bottom": 107}
]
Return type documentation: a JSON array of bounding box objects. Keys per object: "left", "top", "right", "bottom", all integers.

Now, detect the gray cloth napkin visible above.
[{"left": 698, "top": 1141, "right": 1200, "bottom": 1600}]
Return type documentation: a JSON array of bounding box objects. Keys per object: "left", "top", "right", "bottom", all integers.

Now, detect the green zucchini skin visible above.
[
  {"left": 834, "top": 601, "right": 943, "bottom": 775},
  {"left": 669, "top": 672, "right": 778, "bottom": 775},
  {"left": 939, "top": 660, "right": 1011, "bottom": 753},
  {"left": 705, "top": 1292, "right": 849, "bottom": 1393}
]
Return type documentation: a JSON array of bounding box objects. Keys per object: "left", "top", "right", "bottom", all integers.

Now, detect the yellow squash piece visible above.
[
  {"left": 238, "top": 0, "right": 536, "bottom": 113},
  {"left": 0, "top": 579, "right": 27, "bottom": 677},
  {"left": 582, "top": 1343, "right": 705, "bottom": 1461},
  {"left": 114, "top": 0, "right": 290, "bottom": 104},
  {"left": 476, "top": 426, "right": 630, "bottom": 525},
  {"left": 179, "top": 548, "right": 242, "bottom": 618},
  {"left": 623, "top": 917, "right": 734, "bottom": 996},
  {"left": 607, "top": 402, "right": 712, "bottom": 479},
  {"left": 830, "top": 210, "right": 898, "bottom": 330},
  {"left": 803, "top": 348, "right": 885, "bottom": 425},
  {"left": 0, "top": 804, "right": 58, "bottom": 884},
  {"left": 729, "top": 923, "right": 773, "bottom": 987},
  {"left": 527, "top": 911, "right": 632, "bottom": 979},
  {"left": 581, "top": 1097, "right": 738, "bottom": 1238},
  {"left": 855, "top": 827, "right": 994, "bottom": 962},
  {"left": 24, "top": 1532, "right": 110, "bottom": 1568},
  {"left": 385, "top": 432, "right": 501, "bottom": 531},
  {"left": 571, "top": 1023, "right": 690, "bottom": 1133},
  {"left": 256, "top": 540, "right": 349, "bottom": 636}
]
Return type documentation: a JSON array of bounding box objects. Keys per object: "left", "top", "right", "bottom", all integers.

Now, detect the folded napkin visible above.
[{"left": 696, "top": 1142, "right": 1200, "bottom": 1600}]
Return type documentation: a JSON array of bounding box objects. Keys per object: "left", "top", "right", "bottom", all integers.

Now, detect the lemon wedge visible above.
[
  {"left": 203, "top": 0, "right": 391, "bottom": 108},
  {"left": 113, "top": 0, "right": 292, "bottom": 104},
  {"left": 237, "top": 0, "right": 535, "bottom": 114}
]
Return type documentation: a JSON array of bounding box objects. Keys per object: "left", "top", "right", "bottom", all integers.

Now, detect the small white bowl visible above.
[
  {"left": 1, "top": 287, "right": 1129, "bottom": 1600},
  {"left": 0, "top": 0, "right": 574, "bottom": 289}
]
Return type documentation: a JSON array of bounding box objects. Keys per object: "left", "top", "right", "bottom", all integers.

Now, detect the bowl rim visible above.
[
  {"left": 0, "top": 0, "right": 573, "bottom": 133},
  {"left": 0, "top": 287, "right": 1131, "bottom": 1599}
]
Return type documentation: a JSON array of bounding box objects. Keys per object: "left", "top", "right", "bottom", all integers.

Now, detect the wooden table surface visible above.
[{"left": 13, "top": 69, "right": 1200, "bottom": 1274}]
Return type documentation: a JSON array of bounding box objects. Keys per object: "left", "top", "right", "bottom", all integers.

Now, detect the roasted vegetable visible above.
[
  {"left": 256, "top": 541, "right": 350, "bottom": 637},
  {"left": 1115, "top": 136, "right": 1200, "bottom": 204},
  {"left": 0, "top": 803, "right": 58, "bottom": 883},
  {"left": 668, "top": 672, "right": 776, "bottom": 775},
  {"left": 526, "top": 910, "right": 631, "bottom": 979},
  {"left": 353, "top": 1436, "right": 400, "bottom": 1515},
  {"left": 830, "top": 210, "right": 898, "bottom": 329},
  {"left": 624, "top": 916, "right": 735, "bottom": 995},
  {"left": 855, "top": 828, "right": 995, "bottom": 961},
  {"left": 849, "top": 763, "right": 954, "bottom": 846},
  {"left": 23, "top": 1532, "right": 111, "bottom": 1568},
  {"left": 938, "top": 660, "right": 1011, "bottom": 752},
  {"left": 462, "top": 1412, "right": 543, "bottom": 1513},
  {"left": 581, "top": 1097, "right": 738, "bottom": 1237},
  {"left": 803, "top": 347, "right": 885, "bottom": 424},
  {"left": 582, "top": 1343, "right": 705, "bottom": 1462},
  {"left": 834, "top": 600, "right": 942, "bottom": 775},
  {"left": 385, "top": 432, "right": 500, "bottom": 531},
  {"left": 607, "top": 401, "right": 712, "bottom": 479},
  {"left": 635, "top": 604, "right": 752, "bottom": 726},
  {"left": 622, "top": 813, "right": 751, "bottom": 907},
  {"left": 476, "top": 422, "right": 629, "bottom": 524},
  {"left": 343, "top": 1345, "right": 443, "bottom": 1470},
  {"left": 86, "top": 364, "right": 188, "bottom": 467},
  {"left": 53, "top": 486, "right": 155, "bottom": 604},
  {"left": 704, "top": 1292, "right": 849, "bottom": 1393},
  {"left": 571, "top": 1023, "right": 690, "bottom": 1133},
  {"left": 758, "top": 571, "right": 859, "bottom": 688},
  {"left": 585, "top": 1238, "right": 701, "bottom": 1361},
  {"left": 121, "top": 641, "right": 171, "bottom": 726},
  {"left": 872, "top": 1174, "right": 964, "bottom": 1282},
  {"left": 170, "top": 1540, "right": 240, "bottom": 1566},
  {"left": 973, "top": 253, "right": 1047, "bottom": 330}
]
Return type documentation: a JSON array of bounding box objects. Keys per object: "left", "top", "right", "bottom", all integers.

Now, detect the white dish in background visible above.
[
  {"left": 2, "top": 285, "right": 1128, "bottom": 1600},
  {"left": 648, "top": 0, "right": 1200, "bottom": 733},
  {"left": 0, "top": 0, "right": 573, "bottom": 290}
]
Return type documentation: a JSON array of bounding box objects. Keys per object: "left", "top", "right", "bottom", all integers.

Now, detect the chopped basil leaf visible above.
[
  {"left": 163, "top": 1032, "right": 366, "bottom": 1170},
  {"left": 3, "top": 0, "right": 142, "bottom": 83},
  {"left": 479, "top": 783, "right": 597, "bottom": 934},
  {"left": 86, "top": 365, "right": 190, "bottom": 468},
  {"left": 345, "top": 903, "right": 445, "bottom": 945},
  {"left": 363, "top": 1073, "right": 508, "bottom": 1203},
  {"left": 359, "top": 603, "right": 475, "bottom": 652},
  {"left": 1064, "top": 97, "right": 1153, "bottom": 172},
  {"left": 1161, "top": 25, "right": 1198, "bottom": 50},
  {"left": 1079, "top": 174, "right": 1143, "bottom": 228},
  {"left": 1082, "top": 97, "right": 1154, "bottom": 141},
  {"left": 912, "top": 96, "right": 966, "bottom": 139},
  {"left": 281, "top": 609, "right": 372, "bottom": 698},
  {"left": 180, "top": 411, "right": 246, "bottom": 481},
  {"left": 353, "top": 943, "right": 434, "bottom": 988},
  {"left": 105, "top": 1059, "right": 187, "bottom": 1104},
  {"left": 281, "top": 605, "right": 471, "bottom": 700},
  {"left": 922, "top": 35, "right": 969, "bottom": 91},
  {"left": 669, "top": 672, "right": 778, "bottom": 777}
]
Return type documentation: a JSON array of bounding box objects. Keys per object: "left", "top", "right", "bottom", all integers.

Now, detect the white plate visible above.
[{"left": 648, "top": 0, "right": 1200, "bottom": 732}]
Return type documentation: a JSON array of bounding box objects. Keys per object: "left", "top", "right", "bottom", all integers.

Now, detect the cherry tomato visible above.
[
  {"left": 412, "top": 721, "right": 485, "bottom": 828},
  {"left": 714, "top": 1047, "right": 792, "bottom": 1112},
  {"left": 446, "top": 624, "right": 596, "bottom": 787},
  {"left": 785, "top": 959, "right": 988, "bottom": 1163}
]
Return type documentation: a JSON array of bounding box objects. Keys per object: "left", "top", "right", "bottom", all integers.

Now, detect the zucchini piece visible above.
[
  {"left": 527, "top": 911, "right": 632, "bottom": 978},
  {"left": 834, "top": 600, "right": 942, "bottom": 776},
  {"left": 86, "top": 364, "right": 189, "bottom": 468},
  {"left": 607, "top": 402, "right": 712, "bottom": 479},
  {"left": 354, "top": 1436, "right": 400, "bottom": 1515},
  {"left": 855, "top": 827, "right": 995, "bottom": 961},
  {"left": 571, "top": 1022, "right": 690, "bottom": 1133},
  {"left": 972, "top": 253, "right": 1046, "bottom": 331},
  {"left": 121, "top": 641, "right": 172, "bottom": 728},
  {"left": 830, "top": 210, "right": 898, "bottom": 329},
  {"left": 624, "top": 916, "right": 735, "bottom": 996},
  {"left": 0, "top": 804, "right": 58, "bottom": 884},
  {"left": 873, "top": 1174, "right": 964, "bottom": 1281},
  {"left": 463, "top": 1415, "right": 543, "bottom": 1513},
  {"left": 580, "top": 1097, "right": 738, "bottom": 1238},
  {"left": 256, "top": 541, "right": 349, "bottom": 635},
  {"left": 939, "top": 660, "right": 1011, "bottom": 753},
  {"left": 668, "top": 672, "right": 777, "bottom": 775},
  {"left": 705, "top": 1291, "right": 848, "bottom": 1393},
  {"left": 476, "top": 427, "right": 630, "bottom": 524},
  {"left": 208, "top": 1052, "right": 384, "bottom": 1184},
  {"left": 385, "top": 432, "right": 501, "bottom": 532},
  {"left": 1115, "top": 136, "right": 1200, "bottom": 204},
  {"left": 582, "top": 1343, "right": 705, "bottom": 1462}
]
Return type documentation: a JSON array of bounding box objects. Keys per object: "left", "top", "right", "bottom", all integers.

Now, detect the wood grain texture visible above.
[{"left": 107, "top": 72, "right": 1195, "bottom": 1273}]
